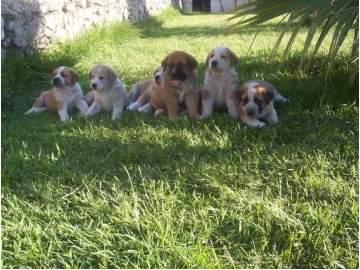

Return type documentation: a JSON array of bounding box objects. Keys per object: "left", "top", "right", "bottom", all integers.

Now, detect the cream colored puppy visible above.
[
  {"left": 24, "top": 66, "right": 88, "bottom": 122},
  {"left": 237, "top": 79, "right": 287, "bottom": 128},
  {"left": 201, "top": 46, "right": 240, "bottom": 119},
  {"left": 85, "top": 65, "right": 128, "bottom": 120}
]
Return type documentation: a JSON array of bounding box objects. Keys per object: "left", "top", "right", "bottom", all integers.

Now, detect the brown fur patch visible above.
[
  {"left": 256, "top": 85, "right": 274, "bottom": 104},
  {"left": 151, "top": 51, "right": 199, "bottom": 119},
  {"left": 227, "top": 48, "right": 238, "bottom": 66}
]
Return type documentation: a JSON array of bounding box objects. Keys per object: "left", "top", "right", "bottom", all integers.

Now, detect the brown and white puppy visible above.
[
  {"left": 24, "top": 66, "right": 88, "bottom": 122},
  {"left": 85, "top": 64, "right": 128, "bottom": 121},
  {"left": 150, "top": 50, "right": 199, "bottom": 120},
  {"left": 237, "top": 79, "right": 287, "bottom": 128},
  {"left": 201, "top": 46, "right": 240, "bottom": 119},
  {"left": 127, "top": 66, "right": 163, "bottom": 113}
]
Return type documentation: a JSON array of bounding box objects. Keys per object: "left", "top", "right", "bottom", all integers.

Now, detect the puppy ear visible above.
[
  {"left": 186, "top": 53, "right": 198, "bottom": 70},
  {"left": 107, "top": 67, "right": 118, "bottom": 84},
  {"left": 70, "top": 69, "right": 80, "bottom": 84},
  {"left": 206, "top": 50, "right": 213, "bottom": 68},
  {"left": 161, "top": 56, "right": 168, "bottom": 68},
  {"left": 257, "top": 85, "right": 274, "bottom": 104},
  {"left": 228, "top": 49, "right": 238, "bottom": 66},
  {"left": 89, "top": 66, "right": 97, "bottom": 79}
]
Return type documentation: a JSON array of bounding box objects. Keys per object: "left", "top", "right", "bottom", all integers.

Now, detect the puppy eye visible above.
[
  {"left": 60, "top": 72, "right": 65, "bottom": 77},
  {"left": 242, "top": 97, "right": 249, "bottom": 104},
  {"left": 99, "top": 76, "right": 104, "bottom": 80},
  {"left": 221, "top": 55, "right": 226, "bottom": 59},
  {"left": 210, "top": 54, "right": 214, "bottom": 58},
  {"left": 254, "top": 97, "right": 262, "bottom": 104}
]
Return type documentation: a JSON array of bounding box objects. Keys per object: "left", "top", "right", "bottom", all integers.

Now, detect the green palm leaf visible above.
[{"left": 229, "top": 0, "right": 358, "bottom": 81}]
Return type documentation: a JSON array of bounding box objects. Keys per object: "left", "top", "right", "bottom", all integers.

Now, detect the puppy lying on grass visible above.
[
  {"left": 24, "top": 66, "right": 88, "bottom": 122},
  {"left": 237, "top": 79, "right": 287, "bottom": 128},
  {"left": 127, "top": 66, "right": 163, "bottom": 114}
]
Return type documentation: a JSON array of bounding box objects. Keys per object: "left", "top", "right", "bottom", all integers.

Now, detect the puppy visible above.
[
  {"left": 201, "top": 46, "right": 240, "bottom": 119},
  {"left": 237, "top": 79, "right": 287, "bottom": 128},
  {"left": 85, "top": 64, "right": 128, "bottom": 120},
  {"left": 127, "top": 66, "right": 163, "bottom": 113},
  {"left": 150, "top": 50, "right": 199, "bottom": 120},
  {"left": 24, "top": 66, "right": 88, "bottom": 122}
]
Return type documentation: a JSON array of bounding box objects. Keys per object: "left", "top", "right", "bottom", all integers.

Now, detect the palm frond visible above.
[{"left": 229, "top": 0, "right": 359, "bottom": 82}]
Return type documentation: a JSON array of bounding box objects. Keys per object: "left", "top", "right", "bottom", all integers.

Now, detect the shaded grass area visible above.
[{"left": 2, "top": 8, "right": 358, "bottom": 268}]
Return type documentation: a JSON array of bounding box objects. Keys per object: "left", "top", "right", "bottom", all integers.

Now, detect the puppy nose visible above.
[
  {"left": 155, "top": 75, "right": 160, "bottom": 81},
  {"left": 246, "top": 108, "right": 255, "bottom": 116},
  {"left": 53, "top": 77, "right": 61, "bottom": 84},
  {"left": 92, "top": 83, "right": 97, "bottom": 89},
  {"left": 211, "top": 60, "right": 218, "bottom": 67}
]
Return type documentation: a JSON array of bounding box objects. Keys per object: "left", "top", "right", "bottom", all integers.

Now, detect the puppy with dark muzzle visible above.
[
  {"left": 85, "top": 64, "right": 128, "bottom": 121},
  {"left": 150, "top": 50, "right": 200, "bottom": 120},
  {"left": 127, "top": 66, "right": 163, "bottom": 114},
  {"left": 24, "top": 66, "right": 88, "bottom": 122},
  {"left": 237, "top": 80, "right": 287, "bottom": 127}
]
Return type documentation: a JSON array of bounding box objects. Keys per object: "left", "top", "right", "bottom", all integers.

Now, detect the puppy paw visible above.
[
  {"left": 200, "top": 113, "right": 211, "bottom": 120},
  {"left": 127, "top": 102, "right": 141, "bottom": 111}
]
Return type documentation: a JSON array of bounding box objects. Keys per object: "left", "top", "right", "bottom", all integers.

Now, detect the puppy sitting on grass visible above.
[
  {"left": 85, "top": 64, "right": 128, "bottom": 121},
  {"left": 24, "top": 66, "right": 88, "bottom": 122}
]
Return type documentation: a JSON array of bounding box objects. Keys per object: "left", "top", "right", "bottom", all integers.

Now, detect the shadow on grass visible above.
[{"left": 134, "top": 15, "right": 289, "bottom": 39}]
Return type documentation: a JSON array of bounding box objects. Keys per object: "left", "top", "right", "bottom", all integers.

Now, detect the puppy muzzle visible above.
[
  {"left": 53, "top": 77, "right": 65, "bottom": 88},
  {"left": 170, "top": 64, "right": 186, "bottom": 82}
]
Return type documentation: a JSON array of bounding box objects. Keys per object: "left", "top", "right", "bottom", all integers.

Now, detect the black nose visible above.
[
  {"left": 246, "top": 108, "right": 255, "bottom": 116},
  {"left": 211, "top": 60, "right": 218, "bottom": 67},
  {"left": 92, "top": 83, "right": 97, "bottom": 89},
  {"left": 155, "top": 75, "right": 160, "bottom": 81},
  {"left": 53, "top": 77, "right": 61, "bottom": 84}
]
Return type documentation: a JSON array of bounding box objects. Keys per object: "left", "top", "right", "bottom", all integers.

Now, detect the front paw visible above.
[
  {"left": 127, "top": 102, "right": 141, "bottom": 111},
  {"left": 200, "top": 112, "right": 211, "bottom": 119}
]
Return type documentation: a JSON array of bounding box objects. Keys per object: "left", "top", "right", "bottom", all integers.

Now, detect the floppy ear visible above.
[
  {"left": 205, "top": 50, "right": 213, "bottom": 68},
  {"left": 107, "top": 67, "right": 118, "bottom": 84},
  {"left": 70, "top": 69, "right": 80, "bottom": 84},
  {"left": 228, "top": 49, "right": 238, "bottom": 66},
  {"left": 257, "top": 85, "right": 274, "bottom": 104},
  {"left": 89, "top": 66, "right": 97, "bottom": 79},
  {"left": 186, "top": 53, "right": 198, "bottom": 70},
  {"left": 51, "top": 67, "right": 60, "bottom": 77},
  {"left": 161, "top": 56, "right": 168, "bottom": 68}
]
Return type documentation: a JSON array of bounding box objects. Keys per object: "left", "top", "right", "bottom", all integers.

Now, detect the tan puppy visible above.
[
  {"left": 150, "top": 50, "right": 199, "bottom": 120},
  {"left": 127, "top": 66, "right": 163, "bottom": 113},
  {"left": 237, "top": 79, "right": 287, "bottom": 128},
  {"left": 85, "top": 65, "right": 128, "bottom": 121},
  {"left": 24, "top": 66, "right": 88, "bottom": 122},
  {"left": 201, "top": 46, "right": 239, "bottom": 119}
]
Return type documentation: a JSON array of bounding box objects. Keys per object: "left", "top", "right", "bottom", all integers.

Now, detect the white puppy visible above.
[
  {"left": 201, "top": 46, "right": 240, "bottom": 119},
  {"left": 24, "top": 66, "right": 88, "bottom": 122},
  {"left": 85, "top": 65, "right": 128, "bottom": 121},
  {"left": 237, "top": 79, "right": 287, "bottom": 128}
]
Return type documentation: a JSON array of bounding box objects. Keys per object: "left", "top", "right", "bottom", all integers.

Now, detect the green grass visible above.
[{"left": 2, "top": 8, "right": 358, "bottom": 268}]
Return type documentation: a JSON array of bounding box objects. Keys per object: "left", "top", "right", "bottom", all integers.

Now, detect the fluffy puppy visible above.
[
  {"left": 201, "top": 46, "right": 240, "bottom": 119},
  {"left": 150, "top": 50, "right": 199, "bottom": 120},
  {"left": 237, "top": 79, "right": 287, "bottom": 128},
  {"left": 85, "top": 64, "right": 128, "bottom": 120},
  {"left": 24, "top": 66, "right": 88, "bottom": 122},
  {"left": 127, "top": 66, "right": 163, "bottom": 113}
]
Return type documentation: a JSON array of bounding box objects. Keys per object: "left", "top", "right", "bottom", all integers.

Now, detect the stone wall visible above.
[{"left": 1, "top": 0, "right": 179, "bottom": 54}]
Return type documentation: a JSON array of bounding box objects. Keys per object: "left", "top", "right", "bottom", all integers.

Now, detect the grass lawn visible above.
[{"left": 2, "top": 8, "right": 358, "bottom": 268}]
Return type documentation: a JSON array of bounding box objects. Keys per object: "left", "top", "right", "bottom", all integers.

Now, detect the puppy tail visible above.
[
  {"left": 128, "top": 84, "right": 141, "bottom": 103},
  {"left": 274, "top": 92, "right": 288, "bottom": 103}
]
